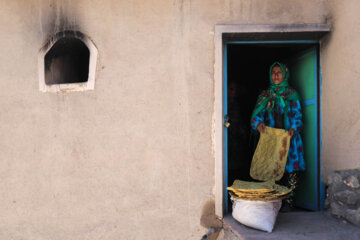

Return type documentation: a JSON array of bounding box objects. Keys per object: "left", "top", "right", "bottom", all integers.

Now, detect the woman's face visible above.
[{"left": 272, "top": 66, "right": 284, "bottom": 85}]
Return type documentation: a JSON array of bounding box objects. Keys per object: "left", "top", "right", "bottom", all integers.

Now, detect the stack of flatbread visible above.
[
  {"left": 228, "top": 127, "right": 293, "bottom": 201},
  {"left": 227, "top": 179, "right": 292, "bottom": 201}
]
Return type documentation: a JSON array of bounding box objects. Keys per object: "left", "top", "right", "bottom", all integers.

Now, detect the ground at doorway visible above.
[{"left": 218, "top": 211, "right": 360, "bottom": 240}]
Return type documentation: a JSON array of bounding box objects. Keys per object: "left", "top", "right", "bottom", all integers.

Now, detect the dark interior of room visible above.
[{"left": 226, "top": 43, "right": 316, "bottom": 211}]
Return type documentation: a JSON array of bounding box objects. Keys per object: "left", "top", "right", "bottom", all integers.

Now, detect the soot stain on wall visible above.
[
  {"left": 39, "top": 1, "right": 80, "bottom": 45},
  {"left": 39, "top": 2, "right": 93, "bottom": 85}
]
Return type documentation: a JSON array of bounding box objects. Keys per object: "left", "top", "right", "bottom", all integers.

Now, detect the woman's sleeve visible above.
[
  {"left": 251, "top": 108, "right": 265, "bottom": 131},
  {"left": 289, "top": 100, "right": 303, "bottom": 133}
]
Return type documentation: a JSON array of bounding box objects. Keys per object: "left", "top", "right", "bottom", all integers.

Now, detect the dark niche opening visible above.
[{"left": 45, "top": 37, "right": 90, "bottom": 85}]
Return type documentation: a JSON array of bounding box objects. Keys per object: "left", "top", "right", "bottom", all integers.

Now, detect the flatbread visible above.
[
  {"left": 229, "top": 191, "right": 290, "bottom": 201},
  {"left": 229, "top": 179, "right": 276, "bottom": 191},
  {"left": 250, "top": 127, "right": 291, "bottom": 181},
  {"left": 227, "top": 187, "right": 275, "bottom": 194},
  {"left": 227, "top": 179, "right": 292, "bottom": 201}
]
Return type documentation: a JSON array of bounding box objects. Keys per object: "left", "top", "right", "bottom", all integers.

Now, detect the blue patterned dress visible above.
[{"left": 251, "top": 99, "right": 305, "bottom": 173}]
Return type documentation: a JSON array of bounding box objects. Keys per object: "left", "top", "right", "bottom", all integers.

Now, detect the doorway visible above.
[{"left": 224, "top": 41, "right": 323, "bottom": 213}]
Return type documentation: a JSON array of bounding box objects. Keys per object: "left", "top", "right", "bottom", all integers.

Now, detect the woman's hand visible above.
[
  {"left": 257, "top": 122, "right": 265, "bottom": 133},
  {"left": 288, "top": 128, "right": 295, "bottom": 138}
]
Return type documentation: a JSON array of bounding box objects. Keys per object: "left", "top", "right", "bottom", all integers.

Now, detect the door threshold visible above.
[{"left": 222, "top": 212, "right": 360, "bottom": 240}]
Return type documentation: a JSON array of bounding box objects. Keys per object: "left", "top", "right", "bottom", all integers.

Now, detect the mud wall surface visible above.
[
  {"left": 321, "top": 0, "right": 360, "bottom": 178},
  {"left": 0, "top": 0, "right": 352, "bottom": 239}
]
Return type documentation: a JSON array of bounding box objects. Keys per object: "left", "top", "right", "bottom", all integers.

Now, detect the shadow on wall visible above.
[{"left": 200, "top": 199, "right": 223, "bottom": 240}]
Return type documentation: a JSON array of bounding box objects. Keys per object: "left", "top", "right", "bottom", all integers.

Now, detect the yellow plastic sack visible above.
[{"left": 250, "top": 126, "right": 291, "bottom": 181}]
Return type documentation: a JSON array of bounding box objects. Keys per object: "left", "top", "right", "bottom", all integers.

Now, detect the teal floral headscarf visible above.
[{"left": 251, "top": 62, "right": 300, "bottom": 130}]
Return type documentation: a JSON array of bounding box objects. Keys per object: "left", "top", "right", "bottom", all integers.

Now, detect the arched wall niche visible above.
[{"left": 38, "top": 31, "right": 98, "bottom": 92}]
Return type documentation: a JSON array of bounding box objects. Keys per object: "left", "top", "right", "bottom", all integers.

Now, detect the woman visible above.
[{"left": 250, "top": 62, "right": 305, "bottom": 209}]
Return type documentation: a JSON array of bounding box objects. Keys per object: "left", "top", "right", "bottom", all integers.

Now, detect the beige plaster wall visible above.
[
  {"left": 321, "top": 0, "right": 360, "bottom": 178},
  {"left": 0, "top": 0, "right": 337, "bottom": 239}
]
